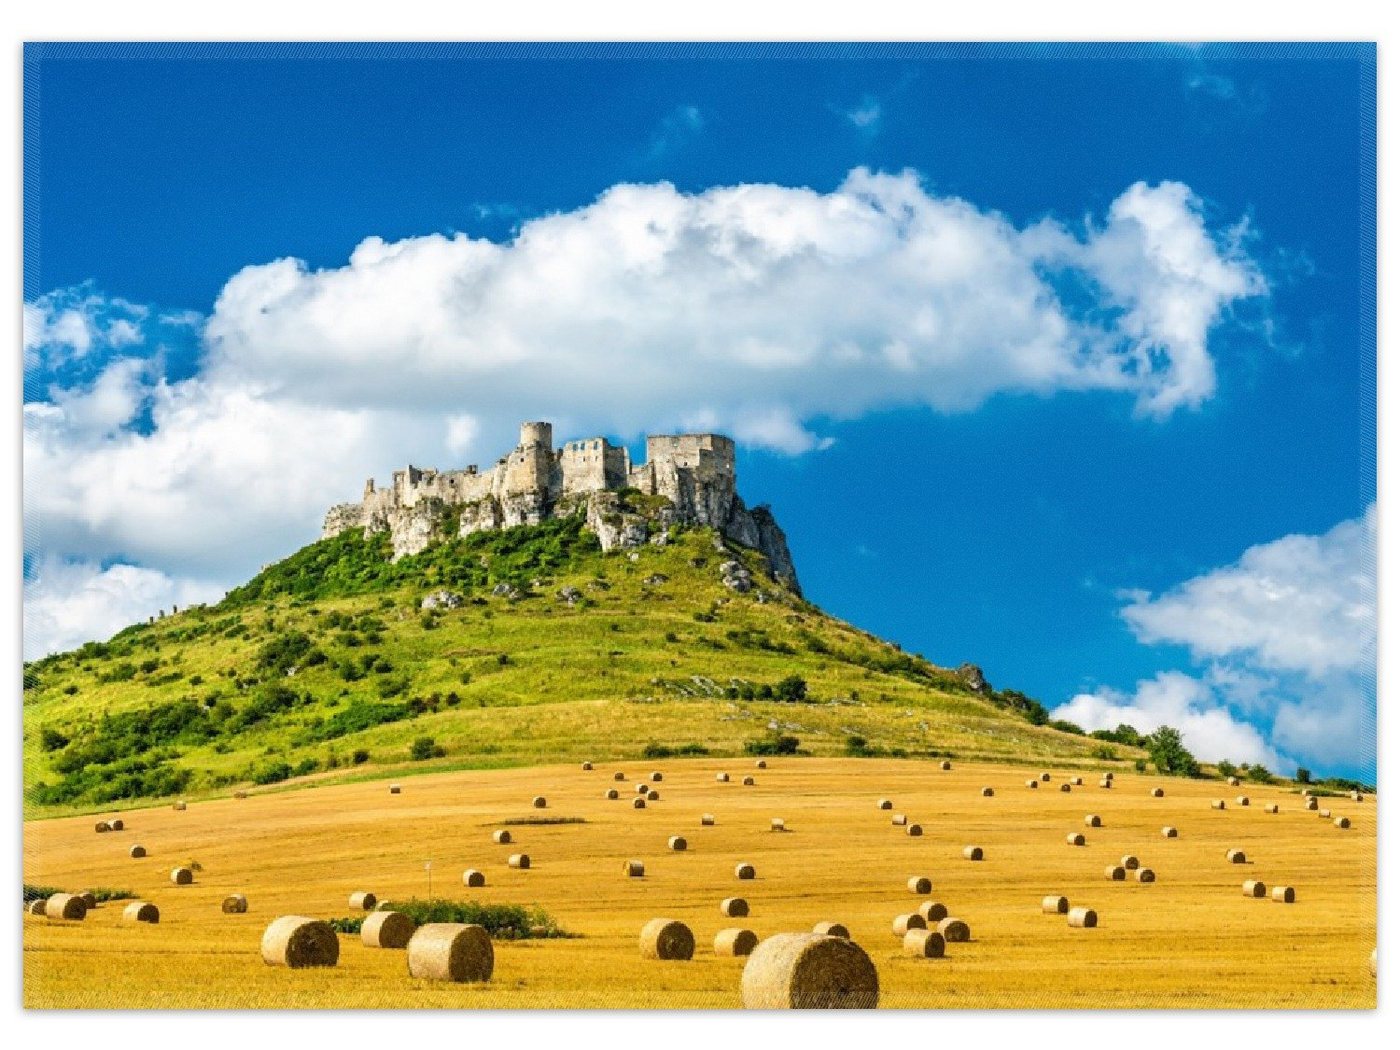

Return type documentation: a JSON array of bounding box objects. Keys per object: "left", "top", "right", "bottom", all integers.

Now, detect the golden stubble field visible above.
[{"left": 22, "top": 758, "right": 1376, "bottom": 1009}]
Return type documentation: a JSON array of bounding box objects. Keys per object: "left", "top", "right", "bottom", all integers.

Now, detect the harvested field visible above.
[{"left": 21, "top": 757, "right": 1374, "bottom": 1008}]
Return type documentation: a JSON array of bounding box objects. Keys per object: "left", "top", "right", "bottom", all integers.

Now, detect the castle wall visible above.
[{"left": 560, "top": 437, "right": 632, "bottom": 495}]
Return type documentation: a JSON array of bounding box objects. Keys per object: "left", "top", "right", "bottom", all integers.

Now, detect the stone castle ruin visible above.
[{"left": 323, "top": 421, "right": 799, "bottom": 591}]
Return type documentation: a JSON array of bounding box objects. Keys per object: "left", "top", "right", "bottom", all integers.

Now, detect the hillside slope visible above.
[{"left": 22, "top": 515, "right": 1133, "bottom": 816}]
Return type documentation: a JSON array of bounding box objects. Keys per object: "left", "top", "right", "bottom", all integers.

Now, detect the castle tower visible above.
[{"left": 520, "top": 421, "right": 553, "bottom": 449}]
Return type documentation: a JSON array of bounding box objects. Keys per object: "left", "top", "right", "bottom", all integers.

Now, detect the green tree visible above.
[
  {"left": 1216, "top": 759, "right": 1238, "bottom": 780},
  {"left": 1295, "top": 767, "right": 1312, "bottom": 784},
  {"left": 1144, "top": 725, "right": 1200, "bottom": 778}
]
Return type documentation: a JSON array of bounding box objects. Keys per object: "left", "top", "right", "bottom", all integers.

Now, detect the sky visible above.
[{"left": 21, "top": 43, "right": 1376, "bottom": 780}]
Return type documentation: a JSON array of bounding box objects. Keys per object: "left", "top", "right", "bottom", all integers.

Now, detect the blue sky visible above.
[{"left": 22, "top": 43, "right": 1376, "bottom": 779}]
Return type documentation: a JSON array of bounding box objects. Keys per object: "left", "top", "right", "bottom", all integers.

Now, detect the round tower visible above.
[{"left": 519, "top": 421, "right": 553, "bottom": 449}]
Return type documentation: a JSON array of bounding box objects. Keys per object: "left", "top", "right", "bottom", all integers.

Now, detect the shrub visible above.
[
  {"left": 410, "top": 736, "right": 446, "bottom": 761},
  {"left": 351, "top": 748, "right": 370, "bottom": 765},
  {"left": 773, "top": 674, "right": 808, "bottom": 703},
  {"left": 1091, "top": 744, "right": 1118, "bottom": 761},
  {"left": 744, "top": 734, "right": 800, "bottom": 756},
  {"left": 1216, "top": 759, "right": 1238, "bottom": 780}
]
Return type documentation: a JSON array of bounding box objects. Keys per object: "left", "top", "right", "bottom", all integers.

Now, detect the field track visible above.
[{"left": 23, "top": 758, "right": 1376, "bottom": 1008}]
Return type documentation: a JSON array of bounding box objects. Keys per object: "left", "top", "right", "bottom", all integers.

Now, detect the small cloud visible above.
[
  {"left": 1186, "top": 72, "right": 1237, "bottom": 101},
  {"left": 844, "top": 95, "right": 882, "bottom": 132},
  {"left": 646, "top": 105, "right": 705, "bottom": 160}
]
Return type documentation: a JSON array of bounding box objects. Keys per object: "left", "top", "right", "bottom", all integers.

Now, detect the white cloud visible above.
[
  {"left": 844, "top": 95, "right": 882, "bottom": 130},
  {"left": 203, "top": 169, "right": 1264, "bottom": 429},
  {"left": 24, "top": 169, "right": 1269, "bottom": 656},
  {"left": 1054, "top": 506, "right": 1376, "bottom": 776},
  {"left": 23, "top": 558, "right": 226, "bottom": 661},
  {"left": 1123, "top": 506, "right": 1376, "bottom": 677},
  {"left": 1054, "top": 670, "right": 1286, "bottom": 769}
]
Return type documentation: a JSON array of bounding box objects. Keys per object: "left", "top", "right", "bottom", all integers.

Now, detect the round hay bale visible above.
[
  {"left": 27, "top": 899, "right": 46, "bottom": 916},
  {"left": 1099, "top": 778, "right": 1113, "bottom": 789},
  {"left": 261, "top": 916, "right": 339, "bottom": 968},
  {"left": 1103, "top": 772, "right": 1114, "bottom": 781},
  {"left": 668, "top": 835, "right": 688, "bottom": 851},
  {"left": 362, "top": 910, "right": 415, "bottom": 949},
  {"left": 1135, "top": 868, "right": 1156, "bottom": 883},
  {"left": 1025, "top": 779, "right": 1039, "bottom": 789},
  {"left": 980, "top": 787, "right": 994, "bottom": 797},
  {"left": 235, "top": 790, "right": 249, "bottom": 799},
  {"left": 937, "top": 760, "right": 953, "bottom": 771},
  {"left": 532, "top": 795, "right": 547, "bottom": 809},
  {"left": 1105, "top": 866, "right": 1126, "bottom": 881},
  {"left": 1265, "top": 803, "right": 1278, "bottom": 814},
  {"left": 812, "top": 921, "right": 849, "bottom": 938},
  {"left": 891, "top": 813, "right": 908, "bottom": 826},
  {"left": 918, "top": 901, "right": 949, "bottom": 923},
  {"left": 1071, "top": 776, "right": 1083, "bottom": 785},
  {"left": 173, "top": 800, "right": 187, "bottom": 811},
  {"left": 1060, "top": 783, "right": 1072, "bottom": 792},
  {"left": 95, "top": 821, "right": 111, "bottom": 833},
  {"left": 633, "top": 797, "right": 647, "bottom": 809},
  {"left": 742, "top": 776, "right": 756, "bottom": 786},
  {"left": 507, "top": 853, "right": 530, "bottom": 869},
  {"left": 122, "top": 901, "right": 159, "bottom": 924},
  {"left": 715, "top": 928, "right": 759, "bottom": 957},
  {"left": 582, "top": 761, "right": 593, "bottom": 771},
  {"left": 1352, "top": 791, "right": 1364, "bottom": 802},
  {"left": 740, "top": 933, "right": 879, "bottom": 1009},
  {"left": 222, "top": 894, "right": 249, "bottom": 913},
  {"left": 1162, "top": 826, "right": 1178, "bottom": 838},
  {"left": 1226, "top": 849, "right": 1246, "bottom": 864},
  {"left": 109, "top": 818, "right": 125, "bottom": 831},
  {"left": 1319, "top": 808, "right": 1332, "bottom": 818},
  {"left": 721, "top": 897, "right": 749, "bottom": 918},
  {"left": 614, "top": 771, "right": 626, "bottom": 781},
  {"left": 1040, "top": 772, "right": 1052, "bottom": 782},
  {"left": 701, "top": 814, "right": 715, "bottom": 826},
  {"left": 1211, "top": 799, "right": 1226, "bottom": 810},
  {"left": 735, "top": 862, "right": 756, "bottom": 880},
  {"left": 936, "top": 917, "right": 970, "bottom": 943},
  {"left": 907, "top": 876, "right": 932, "bottom": 895},
  {"left": 716, "top": 772, "right": 730, "bottom": 782},
  {"left": 170, "top": 867, "right": 193, "bottom": 886},
  {"left": 1151, "top": 787, "right": 1165, "bottom": 797},
  {"left": 755, "top": 760, "right": 768, "bottom": 769},
  {"left": 1306, "top": 797, "right": 1318, "bottom": 810},
  {"left": 1335, "top": 816, "right": 1351, "bottom": 829},
  {"left": 388, "top": 785, "right": 401, "bottom": 795},
  {"left": 639, "top": 918, "right": 694, "bottom": 961},
  {"left": 492, "top": 829, "right": 512, "bottom": 845},
  {"left": 78, "top": 891, "right": 97, "bottom": 909},
  {"left": 1067, "top": 907, "right": 1097, "bottom": 928},
  {"left": 1067, "top": 833, "right": 1085, "bottom": 846},
  {"left": 605, "top": 788, "right": 619, "bottom": 800},
  {"left": 906, "top": 823, "right": 923, "bottom": 837},
  {"left": 349, "top": 891, "right": 377, "bottom": 911},
  {"left": 45, "top": 894, "right": 85, "bottom": 920},
  {"left": 462, "top": 869, "right": 485, "bottom": 888},
  {"left": 129, "top": 844, "right": 147, "bottom": 858},
  {"left": 635, "top": 783, "right": 649, "bottom": 794},
  {"left": 407, "top": 923, "right": 494, "bottom": 981},
  {"left": 1120, "top": 855, "right": 1140, "bottom": 870},
  {"left": 878, "top": 799, "right": 893, "bottom": 810},
  {"left": 1042, "top": 895, "right": 1069, "bottom": 914},
  {"left": 1272, "top": 886, "right": 1295, "bottom": 904},
  {"left": 1227, "top": 776, "right": 1241, "bottom": 786},
  {"left": 903, "top": 928, "right": 946, "bottom": 958},
  {"left": 1085, "top": 814, "right": 1102, "bottom": 827},
  {"left": 963, "top": 845, "right": 983, "bottom": 861},
  {"left": 624, "top": 860, "right": 646, "bottom": 878},
  {"left": 1243, "top": 880, "right": 1266, "bottom": 898},
  {"left": 770, "top": 818, "right": 786, "bottom": 832},
  {"left": 651, "top": 771, "right": 664, "bottom": 782},
  {"left": 1237, "top": 796, "right": 1250, "bottom": 806},
  {"left": 647, "top": 789, "right": 660, "bottom": 801},
  {"left": 892, "top": 912, "right": 926, "bottom": 938}
]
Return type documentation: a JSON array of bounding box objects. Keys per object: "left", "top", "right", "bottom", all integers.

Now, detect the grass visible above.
[
  {"left": 21, "top": 756, "right": 1375, "bottom": 1008},
  {"left": 21, "top": 522, "right": 1125, "bottom": 817}
]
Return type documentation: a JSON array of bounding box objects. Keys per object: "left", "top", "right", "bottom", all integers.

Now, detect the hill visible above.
[{"left": 21, "top": 513, "right": 1134, "bottom": 817}]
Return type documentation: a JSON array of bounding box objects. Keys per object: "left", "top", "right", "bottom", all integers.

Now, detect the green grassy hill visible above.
[{"left": 22, "top": 514, "right": 1137, "bottom": 817}]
